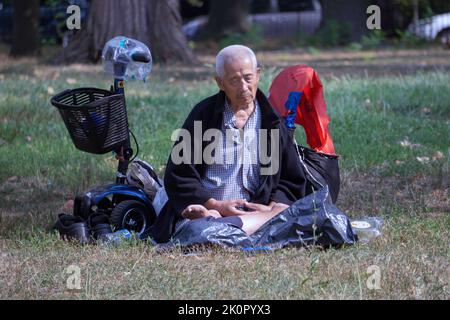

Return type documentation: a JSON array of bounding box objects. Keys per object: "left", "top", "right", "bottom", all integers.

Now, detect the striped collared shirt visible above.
[{"left": 200, "top": 98, "right": 261, "bottom": 201}]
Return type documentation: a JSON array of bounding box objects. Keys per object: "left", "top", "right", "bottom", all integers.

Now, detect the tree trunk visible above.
[
  {"left": 147, "top": 0, "right": 198, "bottom": 63},
  {"left": 320, "top": 0, "right": 370, "bottom": 43},
  {"left": 10, "top": 0, "right": 40, "bottom": 57},
  {"left": 200, "top": 0, "right": 250, "bottom": 39},
  {"left": 55, "top": 0, "right": 197, "bottom": 64}
]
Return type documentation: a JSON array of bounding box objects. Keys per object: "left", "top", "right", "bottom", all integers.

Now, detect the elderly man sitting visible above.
[{"left": 149, "top": 45, "right": 310, "bottom": 243}]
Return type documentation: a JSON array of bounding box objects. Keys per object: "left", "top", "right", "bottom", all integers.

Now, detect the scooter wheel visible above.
[{"left": 110, "top": 200, "right": 152, "bottom": 235}]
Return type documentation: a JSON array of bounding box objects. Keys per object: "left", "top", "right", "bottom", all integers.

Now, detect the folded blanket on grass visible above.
[{"left": 156, "top": 186, "right": 357, "bottom": 251}]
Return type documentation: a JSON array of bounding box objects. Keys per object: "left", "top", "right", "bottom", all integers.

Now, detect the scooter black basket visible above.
[{"left": 51, "top": 87, "right": 129, "bottom": 154}]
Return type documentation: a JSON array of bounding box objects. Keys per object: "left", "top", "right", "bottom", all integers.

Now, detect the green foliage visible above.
[
  {"left": 306, "top": 46, "right": 321, "bottom": 55},
  {"left": 395, "top": 29, "right": 430, "bottom": 47},
  {"left": 300, "top": 20, "right": 352, "bottom": 48},
  {"left": 347, "top": 28, "right": 429, "bottom": 51},
  {"left": 40, "top": 37, "right": 57, "bottom": 46},
  {"left": 42, "top": 0, "right": 62, "bottom": 6},
  {"left": 394, "top": 0, "right": 450, "bottom": 17},
  {"left": 348, "top": 42, "right": 363, "bottom": 51},
  {"left": 360, "top": 30, "right": 386, "bottom": 49},
  {"left": 186, "top": 0, "right": 205, "bottom": 7},
  {"left": 219, "top": 25, "right": 264, "bottom": 49}
]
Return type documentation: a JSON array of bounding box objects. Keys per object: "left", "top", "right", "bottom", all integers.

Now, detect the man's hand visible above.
[
  {"left": 244, "top": 202, "right": 290, "bottom": 216},
  {"left": 243, "top": 202, "right": 273, "bottom": 212},
  {"left": 204, "top": 198, "right": 249, "bottom": 216}
]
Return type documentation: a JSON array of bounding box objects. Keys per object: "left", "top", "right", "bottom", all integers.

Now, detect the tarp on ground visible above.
[{"left": 156, "top": 186, "right": 357, "bottom": 250}]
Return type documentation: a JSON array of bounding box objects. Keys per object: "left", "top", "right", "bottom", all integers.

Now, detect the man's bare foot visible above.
[
  {"left": 181, "top": 205, "right": 221, "bottom": 220},
  {"left": 206, "top": 209, "right": 221, "bottom": 218}
]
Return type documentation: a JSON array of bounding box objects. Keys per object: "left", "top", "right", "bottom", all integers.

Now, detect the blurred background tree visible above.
[
  {"left": 319, "top": 0, "right": 370, "bottom": 43},
  {"left": 55, "top": 0, "right": 197, "bottom": 64},
  {"left": 201, "top": 0, "right": 250, "bottom": 39},
  {"left": 1, "top": 0, "right": 449, "bottom": 61},
  {"left": 10, "top": 0, "right": 41, "bottom": 57}
]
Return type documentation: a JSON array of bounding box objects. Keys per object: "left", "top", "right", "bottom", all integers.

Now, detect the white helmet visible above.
[{"left": 126, "top": 158, "right": 162, "bottom": 200}]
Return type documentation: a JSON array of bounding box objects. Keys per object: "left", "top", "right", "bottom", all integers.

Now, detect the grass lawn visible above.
[{"left": 0, "top": 47, "right": 449, "bottom": 299}]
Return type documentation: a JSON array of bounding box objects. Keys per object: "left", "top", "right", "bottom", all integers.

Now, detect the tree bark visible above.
[
  {"left": 10, "top": 0, "right": 41, "bottom": 57},
  {"left": 200, "top": 0, "right": 250, "bottom": 39},
  {"left": 147, "top": 0, "right": 198, "bottom": 63},
  {"left": 55, "top": 0, "right": 197, "bottom": 64}
]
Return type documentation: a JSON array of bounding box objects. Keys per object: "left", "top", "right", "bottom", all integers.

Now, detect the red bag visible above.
[{"left": 268, "top": 65, "right": 336, "bottom": 156}]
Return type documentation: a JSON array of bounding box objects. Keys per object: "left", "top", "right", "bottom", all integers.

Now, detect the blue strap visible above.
[{"left": 284, "top": 91, "right": 302, "bottom": 129}]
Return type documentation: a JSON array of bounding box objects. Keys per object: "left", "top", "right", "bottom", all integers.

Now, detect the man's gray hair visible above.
[{"left": 215, "top": 45, "right": 258, "bottom": 79}]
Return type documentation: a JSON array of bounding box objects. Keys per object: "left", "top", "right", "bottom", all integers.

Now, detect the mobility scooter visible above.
[{"left": 51, "top": 37, "right": 159, "bottom": 236}]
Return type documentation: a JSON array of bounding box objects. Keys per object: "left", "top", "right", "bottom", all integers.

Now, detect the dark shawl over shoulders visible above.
[{"left": 144, "top": 89, "right": 310, "bottom": 243}]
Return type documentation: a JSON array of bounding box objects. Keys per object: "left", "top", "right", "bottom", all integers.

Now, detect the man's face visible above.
[{"left": 215, "top": 57, "right": 260, "bottom": 108}]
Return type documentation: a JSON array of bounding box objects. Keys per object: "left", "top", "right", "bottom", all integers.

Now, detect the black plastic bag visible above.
[
  {"left": 297, "top": 145, "right": 340, "bottom": 204},
  {"left": 157, "top": 186, "right": 357, "bottom": 250}
]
